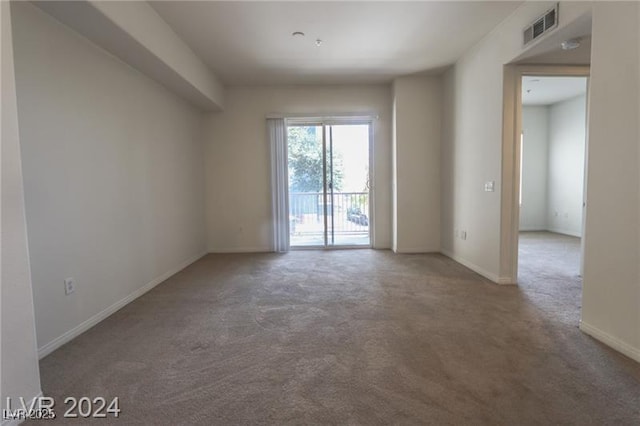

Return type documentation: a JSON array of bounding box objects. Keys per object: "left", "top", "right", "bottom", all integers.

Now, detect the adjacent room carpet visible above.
[{"left": 32, "top": 238, "right": 640, "bottom": 425}]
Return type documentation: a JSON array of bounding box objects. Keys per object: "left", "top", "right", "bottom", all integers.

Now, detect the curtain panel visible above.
[{"left": 267, "top": 118, "right": 290, "bottom": 252}]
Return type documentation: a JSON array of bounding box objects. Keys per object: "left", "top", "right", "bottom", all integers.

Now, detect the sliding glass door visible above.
[{"left": 287, "top": 120, "right": 371, "bottom": 248}]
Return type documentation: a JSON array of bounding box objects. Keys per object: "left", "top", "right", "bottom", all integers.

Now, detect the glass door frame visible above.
[{"left": 286, "top": 116, "right": 374, "bottom": 249}]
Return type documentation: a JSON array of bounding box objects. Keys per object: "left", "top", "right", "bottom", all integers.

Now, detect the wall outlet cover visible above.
[{"left": 64, "top": 278, "right": 75, "bottom": 295}]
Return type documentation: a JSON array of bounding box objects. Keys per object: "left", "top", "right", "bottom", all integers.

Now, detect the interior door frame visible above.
[
  {"left": 500, "top": 64, "right": 590, "bottom": 283},
  {"left": 285, "top": 116, "right": 374, "bottom": 249}
]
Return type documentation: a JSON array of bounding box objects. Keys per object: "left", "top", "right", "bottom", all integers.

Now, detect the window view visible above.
[{"left": 288, "top": 123, "right": 371, "bottom": 247}]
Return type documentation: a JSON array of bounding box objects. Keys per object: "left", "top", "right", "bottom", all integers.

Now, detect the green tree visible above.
[{"left": 288, "top": 126, "right": 343, "bottom": 192}]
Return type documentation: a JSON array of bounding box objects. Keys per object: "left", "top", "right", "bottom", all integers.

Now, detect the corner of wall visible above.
[{"left": 1, "top": 0, "right": 42, "bottom": 410}]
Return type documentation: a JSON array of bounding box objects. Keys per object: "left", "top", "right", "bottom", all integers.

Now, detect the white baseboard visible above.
[
  {"left": 208, "top": 246, "right": 271, "bottom": 253},
  {"left": 579, "top": 321, "right": 640, "bottom": 363},
  {"left": 546, "top": 227, "right": 582, "bottom": 238},
  {"left": 37, "top": 252, "right": 207, "bottom": 359},
  {"left": 372, "top": 245, "right": 392, "bottom": 250},
  {"left": 519, "top": 228, "right": 582, "bottom": 238},
  {"left": 440, "top": 249, "right": 514, "bottom": 285},
  {"left": 2, "top": 391, "right": 43, "bottom": 426},
  {"left": 394, "top": 246, "right": 439, "bottom": 254}
]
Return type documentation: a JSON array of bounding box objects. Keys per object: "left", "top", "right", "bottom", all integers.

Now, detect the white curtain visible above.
[{"left": 268, "top": 118, "right": 290, "bottom": 252}]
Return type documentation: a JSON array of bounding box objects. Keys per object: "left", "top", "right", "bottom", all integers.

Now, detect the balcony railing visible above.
[{"left": 289, "top": 192, "right": 369, "bottom": 246}]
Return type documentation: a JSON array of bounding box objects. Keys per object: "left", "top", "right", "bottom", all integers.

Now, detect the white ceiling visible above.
[
  {"left": 522, "top": 76, "right": 587, "bottom": 106},
  {"left": 150, "top": 1, "right": 522, "bottom": 85}
]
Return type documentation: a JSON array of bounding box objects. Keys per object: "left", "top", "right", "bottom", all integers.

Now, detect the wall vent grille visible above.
[{"left": 523, "top": 4, "right": 558, "bottom": 46}]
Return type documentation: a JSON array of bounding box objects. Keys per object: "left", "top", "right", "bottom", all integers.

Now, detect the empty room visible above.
[
  {"left": 2, "top": 1, "right": 639, "bottom": 425},
  {"left": 518, "top": 75, "right": 588, "bottom": 323}
]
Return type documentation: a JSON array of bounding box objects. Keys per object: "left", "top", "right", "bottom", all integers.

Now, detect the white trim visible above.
[
  {"left": 546, "top": 227, "right": 582, "bottom": 238},
  {"left": 441, "top": 249, "right": 515, "bottom": 285},
  {"left": 267, "top": 112, "right": 378, "bottom": 121},
  {"left": 518, "top": 227, "right": 547, "bottom": 232},
  {"left": 208, "top": 247, "right": 271, "bottom": 253},
  {"left": 291, "top": 245, "right": 371, "bottom": 251},
  {"left": 368, "top": 120, "right": 376, "bottom": 249},
  {"left": 2, "top": 391, "right": 43, "bottom": 426},
  {"left": 372, "top": 244, "right": 392, "bottom": 250},
  {"left": 519, "top": 228, "right": 582, "bottom": 238},
  {"left": 300, "top": 117, "right": 374, "bottom": 126},
  {"left": 394, "top": 246, "right": 439, "bottom": 254},
  {"left": 580, "top": 321, "right": 640, "bottom": 363},
  {"left": 37, "top": 252, "right": 206, "bottom": 359},
  {"left": 501, "top": 64, "right": 590, "bottom": 283}
]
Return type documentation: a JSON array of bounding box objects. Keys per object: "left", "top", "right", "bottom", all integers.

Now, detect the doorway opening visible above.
[
  {"left": 518, "top": 75, "right": 588, "bottom": 319},
  {"left": 500, "top": 65, "right": 590, "bottom": 285},
  {"left": 516, "top": 73, "right": 588, "bottom": 324},
  {"left": 287, "top": 120, "right": 372, "bottom": 248}
]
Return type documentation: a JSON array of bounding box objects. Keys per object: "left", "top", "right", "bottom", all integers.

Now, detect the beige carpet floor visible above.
[{"left": 32, "top": 234, "right": 640, "bottom": 425}]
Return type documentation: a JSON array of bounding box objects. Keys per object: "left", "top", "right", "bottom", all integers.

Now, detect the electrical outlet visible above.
[{"left": 64, "top": 278, "right": 75, "bottom": 295}]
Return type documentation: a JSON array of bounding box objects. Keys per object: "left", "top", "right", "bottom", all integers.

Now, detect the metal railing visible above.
[{"left": 289, "top": 192, "right": 369, "bottom": 237}]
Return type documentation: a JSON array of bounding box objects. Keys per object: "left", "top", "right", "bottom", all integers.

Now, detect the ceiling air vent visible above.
[{"left": 523, "top": 4, "right": 559, "bottom": 46}]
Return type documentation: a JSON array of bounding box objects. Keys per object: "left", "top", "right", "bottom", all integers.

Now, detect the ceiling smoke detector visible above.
[
  {"left": 561, "top": 38, "right": 581, "bottom": 50},
  {"left": 315, "top": 39, "right": 323, "bottom": 47}
]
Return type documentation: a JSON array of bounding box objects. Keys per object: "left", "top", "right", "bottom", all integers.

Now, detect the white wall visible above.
[
  {"left": 547, "top": 94, "right": 586, "bottom": 237},
  {"left": 34, "top": 0, "right": 225, "bottom": 111},
  {"left": 442, "top": 0, "right": 639, "bottom": 360},
  {"left": 92, "top": 0, "right": 225, "bottom": 108},
  {"left": 580, "top": 2, "right": 640, "bottom": 362},
  {"left": 520, "top": 106, "right": 549, "bottom": 231},
  {"left": 392, "top": 75, "right": 441, "bottom": 253},
  {"left": 520, "top": 95, "right": 586, "bottom": 236},
  {"left": 440, "top": 1, "right": 591, "bottom": 282},
  {"left": 12, "top": 2, "right": 207, "bottom": 355},
  {"left": 203, "top": 85, "right": 392, "bottom": 251},
  {"left": 1, "top": 0, "right": 42, "bottom": 411}
]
